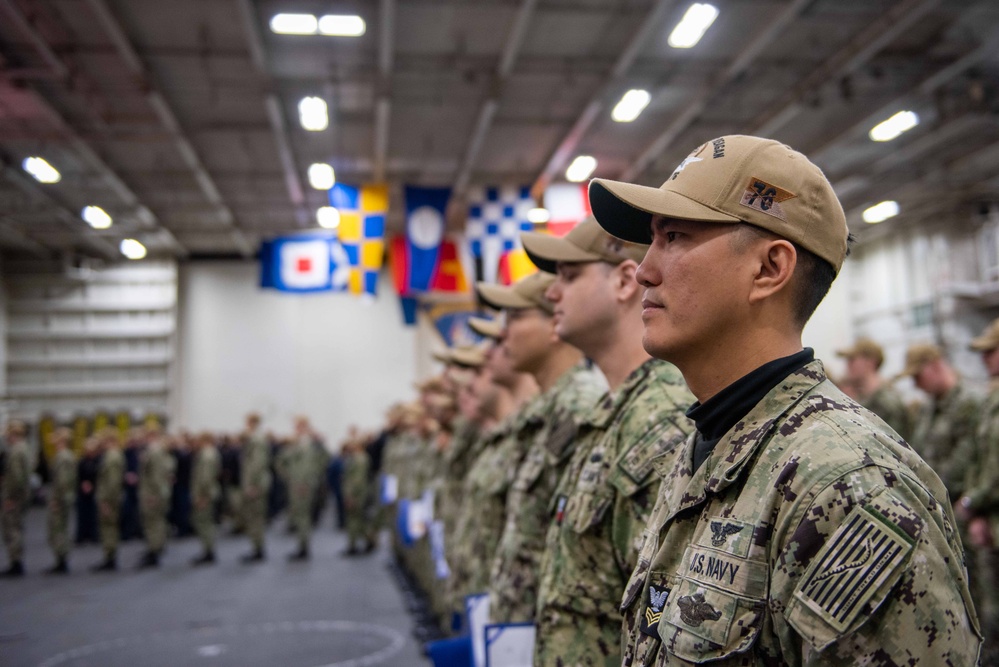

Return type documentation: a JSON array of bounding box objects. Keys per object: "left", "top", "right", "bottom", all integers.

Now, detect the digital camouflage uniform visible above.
[
  {"left": 909, "top": 380, "right": 980, "bottom": 500},
  {"left": 47, "top": 448, "right": 77, "bottom": 561},
  {"left": 343, "top": 447, "right": 372, "bottom": 549},
  {"left": 963, "top": 380, "right": 999, "bottom": 644},
  {"left": 438, "top": 418, "right": 484, "bottom": 543},
  {"left": 241, "top": 430, "right": 271, "bottom": 552},
  {"left": 447, "top": 398, "right": 541, "bottom": 617},
  {"left": 191, "top": 445, "right": 221, "bottom": 553},
  {"left": 620, "top": 361, "right": 980, "bottom": 666},
  {"left": 489, "top": 363, "right": 606, "bottom": 624},
  {"left": 277, "top": 435, "right": 322, "bottom": 552},
  {"left": 139, "top": 440, "right": 176, "bottom": 554},
  {"left": 1, "top": 439, "right": 32, "bottom": 565},
  {"left": 534, "top": 360, "right": 693, "bottom": 667},
  {"left": 858, "top": 383, "right": 913, "bottom": 442},
  {"left": 96, "top": 446, "right": 125, "bottom": 559}
]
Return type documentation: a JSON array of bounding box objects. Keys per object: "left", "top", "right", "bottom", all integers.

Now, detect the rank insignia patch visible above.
[
  {"left": 640, "top": 585, "right": 670, "bottom": 638},
  {"left": 739, "top": 177, "right": 796, "bottom": 220},
  {"left": 793, "top": 502, "right": 915, "bottom": 633}
]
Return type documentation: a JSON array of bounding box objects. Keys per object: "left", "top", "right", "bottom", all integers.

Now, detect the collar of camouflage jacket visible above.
[
  {"left": 651, "top": 360, "right": 828, "bottom": 524},
  {"left": 583, "top": 357, "right": 667, "bottom": 430}
]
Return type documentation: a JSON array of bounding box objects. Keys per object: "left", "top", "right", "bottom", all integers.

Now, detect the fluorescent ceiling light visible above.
[
  {"left": 527, "top": 207, "right": 551, "bottom": 224},
  {"left": 308, "top": 163, "right": 335, "bottom": 190},
  {"left": 317, "top": 206, "right": 341, "bottom": 229},
  {"left": 862, "top": 200, "right": 899, "bottom": 224},
  {"left": 668, "top": 3, "right": 719, "bottom": 49},
  {"left": 869, "top": 110, "right": 919, "bottom": 142},
  {"left": 270, "top": 14, "right": 318, "bottom": 35},
  {"left": 22, "top": 156, "right": 61, "bottom": 183},
  {"left": 120, "top": 239, "right": 147, "bottom": 260},
  {"left": 318, "top": 15, "right": 366, "bottom": 36},
  {"left": 565, "top": 156, "right": 597, "bottom": 183},
  {"left": 612, "top": 89, "right": 652, "bottom": 123},
  {"left": 82, "top": 206, "right": 112, "bottom": 229},
  {"left": 298, "top": 96, "right": 329, "bottom": 131}
]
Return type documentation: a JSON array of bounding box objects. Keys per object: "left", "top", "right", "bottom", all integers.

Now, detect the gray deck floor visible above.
[{"left": 0, "top": 508, "right": 429, "bottom": 667}]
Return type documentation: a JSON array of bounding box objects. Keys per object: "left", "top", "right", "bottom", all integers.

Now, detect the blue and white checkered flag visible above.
[{"left": 466, "top": 185, "right": 533, "bottom": 283}]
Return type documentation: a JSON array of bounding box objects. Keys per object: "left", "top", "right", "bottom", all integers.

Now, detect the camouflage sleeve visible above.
[
  {"left": 942, "top": 393, "right": 981, "bottom": 498},
  {"left": 4, "top": 448, "right": 31, "bottom": 503},
  {"left": 773, "top": 466, "right": 980, "bottom": 663},
  {"left": 966, "top": 397, "right": 999, "bottom": 513}
]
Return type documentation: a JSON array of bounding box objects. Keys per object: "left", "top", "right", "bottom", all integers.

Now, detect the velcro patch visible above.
[
  {"left": 738, "top": 177, "right": 796, "bottom": 221},
  {"left": 640, "top": 584, "right": 671, "bottom": 638},
  {"left": 793, "top": 502, "right": 915, "bottom": 634}
]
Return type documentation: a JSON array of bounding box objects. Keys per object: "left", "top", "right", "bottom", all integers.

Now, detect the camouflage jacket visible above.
[
  {"left": 139, "top": 442, "right": 175, "bottom": 509},
  {"left": 534, "top": 359, "right": 693, "bottom": 667},
  {"left": 192, "top": 446, "right": 221, "bottom": 503},
  {"left": 277, "top": 436, "right": 322, "bottom": 500},
  {"left": 621, "top": 361, "right": 979, "bottom": 666},
  {"left": 964, "top": 381, "right": 999, "bottom": 517},
  {"left": 51, "top": 448, "right": 77, "bottom": 508},
  {"left": 96, "top": 447, "right": 125, "bottom": 506},
  {"left": 1, "top": 440, "right": 31, "bottom": 505},
  {"left": 909, "top": 381, "right": 980, "bottom": 499},
  {"left": 449, "top": 398, "right": 541, "bottom": 607},
  {"left": 489, "top": 362, "right": 607, "bottom": 623},
  {"left": 240, "top": 431, "right": 272, "bottom": 496},
  {"left": 858, "top": 383, "right": 912, "bottom": 442},
  {"left": 438, "top": 418, "right": 485, "bottom": 536},
  {"left": 343, "top": 449, "right": 371, "bottom": 502}
]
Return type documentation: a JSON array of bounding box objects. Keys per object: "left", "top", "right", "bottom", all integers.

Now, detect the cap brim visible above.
[
  {"left": 521, "top": 231, "right": 601, "bottom": 274},
  {"left": 469, "top": 317, "right": 502, "bottom": 340},
  {"left": 589, "top": 179, "right": 741, "bottom": 244},
  {"left": 431, "top": 351, "right": 451, "bottom": 364},
  {"left": 969, "top": 337, "right": 996, "bottom": 352},
  {"left": 476, "top": 282, "right": 534, "bottom": 310}
]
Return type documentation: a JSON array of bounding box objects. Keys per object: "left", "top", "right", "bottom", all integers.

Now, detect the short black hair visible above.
[
  {"left": 730, "top": 224, "right": 845, "bottom": 326},
  {"left": 790, "top": 244, "right": 836, "bottom": 326}
]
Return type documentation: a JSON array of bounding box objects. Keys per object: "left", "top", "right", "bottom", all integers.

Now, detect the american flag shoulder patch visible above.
[{"left": 792, "top": 500, "right": 916, "bottom": 634}]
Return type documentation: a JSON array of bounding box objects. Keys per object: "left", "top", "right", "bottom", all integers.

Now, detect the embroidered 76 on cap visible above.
[{"left": 588, "top": 135, "right": 849, "bottom": 273}]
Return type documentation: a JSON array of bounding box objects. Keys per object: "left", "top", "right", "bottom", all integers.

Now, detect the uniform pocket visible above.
[
  {"left": 659, "top": 577, "right": 765, "bottom": 663},
  {"left": 565, "top": 487, "right": 613, "bottom": 534}
]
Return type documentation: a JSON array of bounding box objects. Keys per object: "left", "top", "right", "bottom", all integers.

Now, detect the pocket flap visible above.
[{"left": 659, "top": 577, "right": 765, "bottom": 662}]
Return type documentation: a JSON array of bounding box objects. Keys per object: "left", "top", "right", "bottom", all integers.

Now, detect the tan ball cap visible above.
[
  {"left": 476, "top": 272, "right": 556, "bottom": 314},
  {"left": 469, "top": 316, "right": 502, "bottom": 340},
  {"left": 970, "top": 318, "right": 999, "bottom": 352},
  {"left": 898, "top": 343, "right": 943, "bottom": 378},
  {"left": 836, "top": 338, "right": 885, "bottom": 369},
  {"left": 520, "top": 216, "right": 649, "bottom": 274},
  {"left": 588, "top": 135, "right": 849, "bottom": 273},
  {"left": 432, "top": 344, "right": 489, "bottom": 368}
]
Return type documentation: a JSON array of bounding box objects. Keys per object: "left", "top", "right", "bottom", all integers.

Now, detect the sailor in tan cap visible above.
[
  {"left": 520, "top": 217, "right": 694, "bottom": 667},
  {"left": 958, "top": 319, "right": 999, "bottom": 640},
  {"left": 588, "top": 135, "right": 979, "bottom": 665},
  {"left": 446, "top": 272, "right": 605, "bottom": 624},
  {"left": 897, "top": 343, "right": 980, "bottom": 500},
  {"left": 836, "top": 337, "right": 913, "bottom": 440}
]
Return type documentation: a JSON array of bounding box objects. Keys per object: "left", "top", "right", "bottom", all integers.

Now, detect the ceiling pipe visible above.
[
  {"left": 620, "top": 0, "right": 813, "bottom": 182},
  {"left": 236, "top": 0, "right": 308, "bottom": 227},
  {"left": 750, "top": 0, "right": 942, "bottom": 138},
  {"left": 531, "top": 0, "right": 683, "bottom": 198},
  {"left": 0, "top": 0, "right": 69, "bottom": 79},
  {"left": 452, "top": 0, "right": 539, "bottom": 195},
  {"left": 84, "top": 0, "right": 252, "bottom": 256},
  {"left": 373, "top": 0, "right": 395, "bottom": 182}
]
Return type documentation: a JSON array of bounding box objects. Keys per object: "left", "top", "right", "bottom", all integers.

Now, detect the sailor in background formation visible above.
[{"left": 0, "top": 413, "right": 344, "bottom": 575}]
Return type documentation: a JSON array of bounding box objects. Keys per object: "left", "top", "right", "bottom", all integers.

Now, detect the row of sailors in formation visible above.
[
  {"left": 0, "top": 414, "right": 381, "bottom": 574},
  {"left": 370, "top": 216, "right": 997, "bottom": 665}
]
